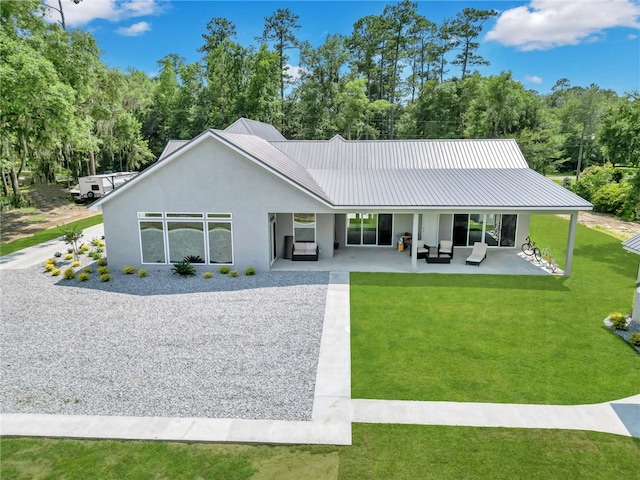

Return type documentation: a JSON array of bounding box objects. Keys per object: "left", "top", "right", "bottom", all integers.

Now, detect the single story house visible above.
[{"left": 90, "top": 118, "right": 592, "bottom": 275}]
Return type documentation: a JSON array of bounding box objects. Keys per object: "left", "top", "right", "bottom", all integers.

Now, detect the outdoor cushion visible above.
[
  {"left": 292, "top": 242, "right": 319, "bottom": 261},
  {"left": 466, "top": 242, "right": 488, "bottom": 266},
  {"left": 438, "top": 240, "right": 453, "bottom": 258}
]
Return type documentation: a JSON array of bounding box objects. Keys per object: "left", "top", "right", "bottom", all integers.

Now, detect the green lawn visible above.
[
  {"left": 3, "top": 427, "right": 639, "bottom": 479},
  {"left": 2, "top": 214, "right": 639, "bottom": 479},
  {"left": 351, "top": 215, "right": 640, "bottom": 404},
  {"left": 0, "top": 214, "right": 103, "bottom": 256}
]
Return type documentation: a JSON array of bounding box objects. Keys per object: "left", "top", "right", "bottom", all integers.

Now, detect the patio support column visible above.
[
  {"left": 411, "top": 213, "right": 419, "bottom": 273},
  {"left": 564, "top": 212, "right": 578, "bottom": 276},
  {"left": 634, "top": 264, "right": 640, "bottom": 323}
]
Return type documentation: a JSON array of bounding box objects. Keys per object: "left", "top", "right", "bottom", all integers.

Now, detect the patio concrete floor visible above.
[{"left": 272, "top": 245, "right": 555, "bottom": 275}]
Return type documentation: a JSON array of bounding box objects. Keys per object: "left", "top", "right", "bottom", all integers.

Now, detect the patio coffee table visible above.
[{"left": 425, "top": 247, "right": 451, "bottom": 264}]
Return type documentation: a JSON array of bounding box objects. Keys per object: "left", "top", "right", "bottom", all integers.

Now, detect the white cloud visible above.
[
  {"left": 524, "top": 75, "right": 543, "bottom": 84},
  {"left": 116, "top": 21, "right": 151, "bottom": 36},
  {"left": 47, "top": 0, "right": 164, "bottom": 28},
  {"left": 285, "top": 65, "right": 308, "bottom": 82},
  {"left": 486, "top": 0, "right": 640, "bottom": 50}
]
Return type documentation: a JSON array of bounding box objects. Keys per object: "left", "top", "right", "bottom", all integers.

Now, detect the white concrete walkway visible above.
[
  {"left": 1, "top": 230, "right": 638, "bottom": 443},
  {"left": 351, "top": 395, "right": 640, "bottom": 438}
]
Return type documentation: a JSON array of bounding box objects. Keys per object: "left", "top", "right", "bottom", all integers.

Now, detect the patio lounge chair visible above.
[
  {"left": 466, "top": 242, "right": 488, "bottom": 266},
  {"left": 438, "top": 240, "right": 453, "bottom": 258}
]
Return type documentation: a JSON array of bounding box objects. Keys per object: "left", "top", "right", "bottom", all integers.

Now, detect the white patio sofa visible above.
[{"left": 292, "top": 242, "right": 319, "bottom": 261}]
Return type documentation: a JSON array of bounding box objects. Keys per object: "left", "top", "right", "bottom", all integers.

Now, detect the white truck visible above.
[{"left": 71, "top": 172, "right": 138, "bottom": 201}]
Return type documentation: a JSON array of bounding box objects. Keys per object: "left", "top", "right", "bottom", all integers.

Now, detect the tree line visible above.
[{"left": 1, "top": 0, "right": 638, "bottom": 218}]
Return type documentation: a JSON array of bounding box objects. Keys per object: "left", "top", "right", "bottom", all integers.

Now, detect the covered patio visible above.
[{"left": 271, "top": 245, "right": 554, "bottom": 275}]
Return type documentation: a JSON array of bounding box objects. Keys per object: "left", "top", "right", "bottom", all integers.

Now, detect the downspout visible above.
[{"left": 564, "top": 212, "right": 578, "bottom": 276}]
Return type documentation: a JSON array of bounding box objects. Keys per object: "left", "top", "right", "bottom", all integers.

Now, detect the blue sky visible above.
[{"left": 51, "top": 0, "right": 640, "bottom": 94}]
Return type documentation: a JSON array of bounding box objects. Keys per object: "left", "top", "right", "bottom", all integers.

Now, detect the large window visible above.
[
  {"left": 168, "top": 221, "right": 205, "bottom": 263},
  {"left": 139, "top": 221, "right": 166, "bottom": 263},
  {"left": 293, "top": 213, "right": 315, "bottom": 242},
  {"left": 208, "top": 214, "right": 233, "bottom": 264},
  {"left": 138, "top": 212, "right": 233, "bottom": 264}
]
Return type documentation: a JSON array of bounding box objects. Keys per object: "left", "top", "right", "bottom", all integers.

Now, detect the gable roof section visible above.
[
  {"left": 90, "top": 129, "right": 330, "bottom": 209},
  {"left": 158, "top": 139, "right": 189, "bottom": 160},
  {"left": 224, "top": 118, "right": 287, "bottom": 141},
  {"left": 622, "top": 233, "right": 640, "bottom": 254},
  {"left": 211, "top": 131, "right": 329, "bottom": 203}
]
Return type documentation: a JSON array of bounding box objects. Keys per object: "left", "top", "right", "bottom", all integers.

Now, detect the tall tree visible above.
[
  {"left": 599, "top": 92, "right": 640, "bottom": 167},
  {"left": 256, "top": 8, "right": 301, "bottom": 104},
  {"left": 295, "top": 34, "right": 349, "bottom": 138},
  {"left": 447, "top": 8, "right": 496, "bottom": 78},
  {"left": 464, "top": 72, "right": 541, "bottom": 138},
  {"left": 380, "top": 0, "right": 421, "bottom": 138}
]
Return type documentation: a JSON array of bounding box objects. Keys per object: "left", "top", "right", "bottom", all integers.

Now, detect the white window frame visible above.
[
  {"left": 137, "top": 212, "right": 233, "bottom": 265},
  {"left": 293, "top": 213, "right": 316, "bottom": 242}
]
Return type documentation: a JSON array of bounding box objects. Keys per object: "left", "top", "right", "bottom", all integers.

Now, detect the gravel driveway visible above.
[{"left": 0, "top": 268, "right": 329, "bottom": 421}]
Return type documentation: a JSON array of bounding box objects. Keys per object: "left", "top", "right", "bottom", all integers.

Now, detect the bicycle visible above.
[{"left": 521, "top": 235, "right": 542, "bottom": 262}]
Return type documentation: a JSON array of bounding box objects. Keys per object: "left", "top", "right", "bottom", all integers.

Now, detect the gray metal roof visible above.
[
  {"left": 272, "top": 137, "right": 529, "bottom": 169},
  {"left": 308, "top": 167, "right": 591, "bottom": 208},
  {"left": 102, "top": 120, "right": 593, "bottom": 212},
  {"left": 211, "top": 131, "right": 330, "bottom": 203},
  {"left": 622, "top": 233, "right": 640, "bottom": 254},
  {"left": 224, "top": 118, "right": 287, "bottom": 141},
  {"left": 158, "top": 140, "right": 189, "bottom": 160}
]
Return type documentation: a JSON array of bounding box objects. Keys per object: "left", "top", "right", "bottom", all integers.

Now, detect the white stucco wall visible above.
[{"left": 101, "top": 136, "right": 331, "bottom": 271}]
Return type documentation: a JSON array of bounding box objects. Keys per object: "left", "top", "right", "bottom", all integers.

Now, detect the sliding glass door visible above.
[
  {"left": 347, "top": 213, "right": 393, "bottom": 246},
  {"left": 453, "top": 214, "right": 518, "bottom": 247}
]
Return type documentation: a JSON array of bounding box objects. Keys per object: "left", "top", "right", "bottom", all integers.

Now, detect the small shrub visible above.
[
  {"left": 80, "top": 244, "right": 91, "bottom": 253},
  {"left": 94, "top": 247, "right": 105, "bottom": 254},
  {"left": 63, "top": 268, "right": 75, "bottom": 280},
  {"left": 218, "top": 266, "right": 230, "bottom": 274},
  {"left": 83, "top": 266, "right": 92, "bottom": 273},
  {"left": 203, "top": 271, "right": 213, "bottom": 279},
  {"left": 67, "top": 248, "right": 74, "bottom": 254},
  {"left": 53, "top": 251, "right": 62, "bottom": 258},
  {"left": 64, "top": 253, "right": 74, "bottom": 260},
  {"left": 91, "top": 238, "right": 105, "bottom": 247},
  {"left": 172, "top": 261, "right": 196, "bottom": 277},
  {"left": 78, "top": 272, "right": 90, "bottom": 282},
  {"left": 138, "top": 269, "right": 147, "bottom": 278},
  {"left": 229, "top": 270, "right": 238, "bottom": 277},
  {"left": 71, "top": 261, "right": 81, "bottom": 268},
  {"left": 100, "top": 273, "right": 111, "bottom": 282},
  {"left": 51, "top": 268, "right": 61, "bottom": 276},
  {"left": 244, "top": 267, "right": 256, "bottom": 276},
  {"left": 97, "top": 258, "right": 107, "bottom": 266},
  {"left": 44, "top": 262, "right": 55, "bottom": 272},
  {"left": 97, "top": 266, "right": 109, "bottom": 275},
  {"left": 609, "top": 312, "right": 628, "bottom": 330},
  {"left": 123, "top": 265, "right": 136, "bottom": 274},
  {"left": 630, "top": 333, "right": 640, "bottom": 347}
]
